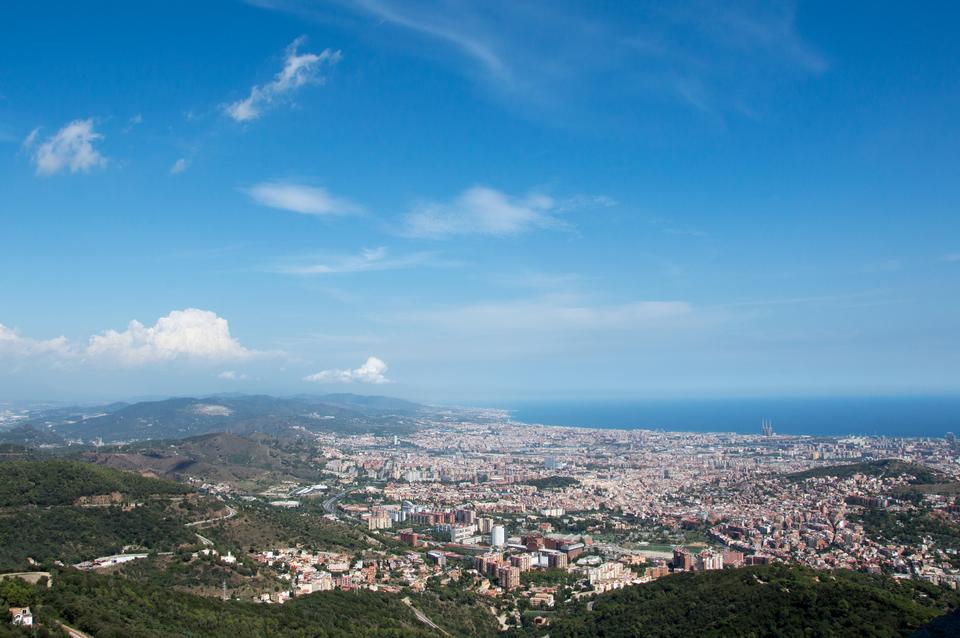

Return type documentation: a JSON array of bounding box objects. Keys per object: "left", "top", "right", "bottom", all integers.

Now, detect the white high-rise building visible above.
[{"left": 491, "top": 525, "right": 506, "bottom": 547}]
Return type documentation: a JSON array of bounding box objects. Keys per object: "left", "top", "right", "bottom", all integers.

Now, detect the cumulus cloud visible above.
[
  {"left": 25, "top": 119, "right": 107, "bottom": 176},
  {"left": 403, "top": 186, "right": 567, "bottom": 238},
  {"left": 0, "top": 309, "right": 255, "bottom": 367},
  {"left": 225, "top": 37, "right": 341, "bottom": 122},
  {"left": 170, "top": 158, "right": 190, "bottom": 174},
  {"left": 0, "top": 324, "right": 70, "bottom": 357},
  {"left": 86, "top": 309, "right": 252, "bottom": 365},
  {"left": 304, "top": 356, "right": 391, "bottom": 384},
  {"left": 245, "top": 181, "right": 362, "bottom": 216}
]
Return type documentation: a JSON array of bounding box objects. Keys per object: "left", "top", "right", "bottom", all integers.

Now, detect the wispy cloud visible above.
[
  {"left": 304, "top": 356, "right": 391, "bottom": 384},
  {"left": 170, "top": 157, "right": 190, "bottom": 174},
  {"left": 225, "top": 36, "right": 341, "bottom": 122},
  {"left": 269, "top": 246, "right": 439, "bottom": 275},
  {"left": 942, "top": 253, "right": 960, "bottom": 263},
  {"left": 253, "top": 1, "right": 827, "bottom": 120},
  {"left": 394, "top": 295, "right": 693, "bottom": 334},
  {"left": 217, "top": 370, "right": 248, "bottom": 380},
  {"left": 351, "top": 0, "right": 506, "bottom": 78},
  {"left": 402, "top": 186, "right": 564, "bottom": 238},
  {"left": 24, "top": 119, "right": 107, "bottom": 176},
  {"left": 245, "top": 181, "right": 362, "bottom": 216}
]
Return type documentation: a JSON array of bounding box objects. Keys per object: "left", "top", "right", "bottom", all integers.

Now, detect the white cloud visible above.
[
  {"left": 225, "top": 37, "right": 341, "bottom": 122},
  {"left": 123, "top": 113, "right": 143, "bottom": 133},
  {"left": 1, "top": 309, "right": 257, "bottom": 368},
  {"left": 245, "top": 181, "right": 361, "bottom": 215},
  {"left": 0, "top": 324, "right": 70, "bottom": 357},
  {"left": 217, "top": 370, "right": 248, "bottom": 380},
  {"left": 86, "top": 309, "right": 253, "bottom": 366},
  {"left": 170, "top": 158, "right": 190, "bottom": 174},
  {"left": 304, "top": 356, "right": 391, "bottom": 384},
  {"left": 403, "top": 186, "right": 564, "bottom": 238},
  {"left": 271, "top": 246, "right": 437, "bottom": 275},
  {"left": 258, "top": 2, "right": 826, "bottom": 121},
  {"left": 26, "top": 119, "right": 107, "bottom": 176},
  {"left": 943, "top": 253, "right": 960, "bottom": 263}
]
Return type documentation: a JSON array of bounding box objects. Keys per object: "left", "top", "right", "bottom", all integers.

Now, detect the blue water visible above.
[{"left": 503, "top": 397, "right": 960, "bottom": 438}]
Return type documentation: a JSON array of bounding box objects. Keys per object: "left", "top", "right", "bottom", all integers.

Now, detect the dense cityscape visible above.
[{"left": 176, "top": 409, "right": 960, "bottom": 619}]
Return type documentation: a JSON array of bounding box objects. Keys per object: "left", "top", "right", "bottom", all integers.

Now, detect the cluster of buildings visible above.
[
  {"left": 183, "top": 413, "right": 960, "bottom": 618},
  {"left": 300, "top": 416, "right": 960, "bottom": 590}
]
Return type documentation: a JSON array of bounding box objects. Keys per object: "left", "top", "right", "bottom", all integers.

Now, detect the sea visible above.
[{"left": 503, "top": 396, "right": 960, "bottom": 438}]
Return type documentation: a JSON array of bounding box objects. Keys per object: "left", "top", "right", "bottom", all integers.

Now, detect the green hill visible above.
[
  {"left": 0, "top": 570, "right": 482, "bottom": 638},
  {"left": 0, "top": 460, "right": 204, "bottom": 571},
  {"left": 787, "top": 459, "right": 945, "bottom": 484},
  {"left": 531, "top": 565, "right": 960, "bottom": 638},
  {"left": 0, "top": 459, "right": 188, "bottom": 507},
  {"left": 81, "top": 431, "right": 325, "bottom": 490}
]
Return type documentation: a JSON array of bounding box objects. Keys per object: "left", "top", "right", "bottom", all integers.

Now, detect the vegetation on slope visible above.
[
  {"left": 0, "top": 460, "right": 188, "bottom": 507},
  {"left": 0, "top": 570, "right": 449, "bottom": 638},
  {"left": 0, "top": 460, "right": 205, "bottom": 571},
  {"left": 787, "top": 460, "right": 945, "bottom": 484},
  {"left": 522, "top": 564, "right": 960, "bottom": 638},
  {"left": 850, "top": 509, "right": 960, "bottom": 563},
  {"left": 202, "top": 500, "right": 376, "bottom": 553},
  {"left": 0, "top": 503, "right": 198, "bottom": 571},
  {"left": 82, "top": 431, "right": 325, "bottom": 491}
]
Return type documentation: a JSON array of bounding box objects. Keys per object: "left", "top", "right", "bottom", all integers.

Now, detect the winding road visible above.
[{"left": 185, "top": 504, "right": 237, "bottom": 527}]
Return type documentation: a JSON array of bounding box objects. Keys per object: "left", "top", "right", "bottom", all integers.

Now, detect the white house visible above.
[{"left": 9, "top": 607, "right": 33, "bottom": 627}]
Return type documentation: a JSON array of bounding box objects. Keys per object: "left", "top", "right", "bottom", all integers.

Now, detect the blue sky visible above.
[{"left": 1, "top": 0, "right": 958, "bottom": 403}]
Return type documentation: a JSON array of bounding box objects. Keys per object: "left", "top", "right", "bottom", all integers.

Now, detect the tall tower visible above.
[{"left": 761, "top": 420, "right": 774, "bottom": 437}]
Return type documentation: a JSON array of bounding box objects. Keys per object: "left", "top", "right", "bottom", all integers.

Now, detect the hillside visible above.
[
  {"left": 21, "top": 393, "right": 430, "bottom": 443},
  {"left": 1, "top": 570, "right": 433, "bottom": 637},
  {"left": 787, "top": 459, "right": 946, "bottom": 484},
  {"left": 0, "top": 459, "right": 188, "bottom": 507},
  {"left": 0, "top": 460, "right": 208, "bottom": 571},
  {"left": 81, "top": 431, "right": 324, "bottom": 490},
  {"left": 0, "top": 570, "right": 488, "bottom": 638},
  {"left": 532, "top": 564, "right": 960, "bottom": 638}
]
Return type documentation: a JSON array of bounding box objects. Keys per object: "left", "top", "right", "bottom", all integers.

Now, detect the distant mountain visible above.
[
  {"left": 22, "top": 393, "right": 430, "bottom": 443},
  {"left": 294, "top": 393, "right": 423, "bottom": 413}
]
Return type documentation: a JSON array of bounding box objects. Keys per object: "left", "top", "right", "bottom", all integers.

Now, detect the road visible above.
[
  {"left": 185, "top": 505, "right": 237, "bottom": 527},
  {"left": 402, "top": 597, "right": 450, "bottom": 636},
  {"left": 60, "top": 622, "right": 94, "bottom": 638},
  {"left": 322, "top": 489, "right": 351, "bottom": 517}
]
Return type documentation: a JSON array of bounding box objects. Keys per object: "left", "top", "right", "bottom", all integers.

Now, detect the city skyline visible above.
[{"left": 2, "top": 1, "right": 959, "bottom": 402}]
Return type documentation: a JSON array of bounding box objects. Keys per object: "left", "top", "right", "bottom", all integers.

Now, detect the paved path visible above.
[
  {"left": 60, "top": 622, "right": 94, "bottom": 638},
  {"left": 402, "top": 597, "right": 450, "bottom": 636},
  {"left": 185, "top": 505, "right": 236, "bottom": 527}
]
